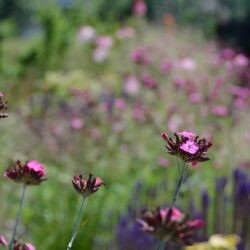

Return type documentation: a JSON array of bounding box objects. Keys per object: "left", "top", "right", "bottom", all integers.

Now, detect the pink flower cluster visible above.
[
  {"left": 72, "top": 174, "right": 105, "bottom": 197},
  {"left": 0, "top": 235, "right": 35, "bottom": 250},
  {"left": 137, "top": 207, "right": 204, "bottom": 244},
  {"left": 161, "top": 130, "right": 212, "bottom": 164},
  {"left": 4, "top": 160, "right": 46, "bottom": 185}
]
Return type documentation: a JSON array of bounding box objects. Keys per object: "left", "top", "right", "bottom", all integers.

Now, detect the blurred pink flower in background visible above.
[
  {"left": 173, "top": 75, "right": 186, "bottom": 89},
  {"left": 123, "top": 74, "right": 140, "bottom": 95},
  {"left": 114, "top": 98, "right": 126, "bottom": 110},
  {"left": 132, "top": 0, "right": 147, "bottom": 16},
  {"left": 70, "top": 117, "right": 84, "bottom": 130},
  {"left": 77, "top": 26, "right": 96, "bottom": 43},
  {"left": 220, "top": 48, "right": 235, "bottom": 60},
  {"left": 233, "top": 54, "right": 248, "bottom": 67},
  {"left": 210, "top": 105, "right": 229, "bottom": 117},
  {"left": 95, "top": 35, "right": 113, "bottom": 49},
  {"left": 131, "top": 47, "right": 149, "bottom": 65},
  {"left": 93, "top": 47, "right": 109, "bottom": 63},
  {"left": 157, "top": 156, "right": 169, "bottom": 167},
  {"left": 168, "top": 115, "right": 183, "bottom": 132},
  {"left": 160, "top": 59, "right": 173, "bottom": 74},
  {"left": 132, "top": 103, "right": 146, "bottom": 123},
  {"left": 0, "top": 235, "right": 8, "bottom": 246},
  {"left": 116, "top": 27, "right": 135, "bottom": 40},
  {"left": 141, "top": 74, "right": 157, "bottom": 89},
  {"left": 175, "top": 57, "right": 196, "bottom": 71},
  {"left": 188, "top": 92, "right": 203, "bottom": 104}
]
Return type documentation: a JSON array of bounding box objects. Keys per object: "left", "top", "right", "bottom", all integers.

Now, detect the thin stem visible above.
[
  {"left": 171, "top": 161, "right": 187, "bottom": 207},
  {"left": 9, "top": 184, "right": 27, "bottom": 250},
  {"left": 156, "top": 239, "right": 165, "bottom": 250},
  {"left": 67, "top": 197, "right": 86, "bottom": 250},
  {"left": 176, "top": 155, "right": 180, "bottom": 175}
]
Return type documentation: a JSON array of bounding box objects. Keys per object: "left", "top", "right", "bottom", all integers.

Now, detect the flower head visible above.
[
  {"left": 137, "top": 207, "right": 204, "bottom": 245},
  {"left": 72, "top": 174, "right": 105, "bottom": 197},
  {"left": 161, "top": 131, "right": 212, "bottom": 163},
  {"left": 0, "top": 92, "right": 8, "bottom": 118},
  {"left": 132, "top": 0, "right": 147, "bottom": 16},
  {"left": 4, "top": 160, "right": 46, "bottom": 185},
  {"left": 13, "top": 241, "right": 36, "bottom": 250},
  {"left": 0, "top": 235, "right": 8, "bottom": 246}
]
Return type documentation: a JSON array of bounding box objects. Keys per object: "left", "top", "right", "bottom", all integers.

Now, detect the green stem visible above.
[
  {"left": 9, "top": 184, "right": 27, "bottom": 250},
  {"left": 171, "top": 161, "right": 187, "bottom": 207},
  {"left": 156, "top": 239, "right": 165, "bottom": 250},
  {"left": 66, "top": 197, "right": 86, "bottom": 250}
]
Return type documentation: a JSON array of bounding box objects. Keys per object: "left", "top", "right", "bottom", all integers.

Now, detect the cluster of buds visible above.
[
  {"left": 72, "top": 174, "right": 105, "bottom": 197},
  {"left": 4, "top": 160, "right": 46, "bottom": 185},
  {"left": 0, "top": 235, "right": 35, "bottom": 250},
  {"left": 137, "top": 207, "right": 204, "bottom": 245},
  {"left": 0, "top": 92, "right": 8, "bottom": 118},
  {"left": 161, "top": 131, "right": 212, "bottom": 164}
]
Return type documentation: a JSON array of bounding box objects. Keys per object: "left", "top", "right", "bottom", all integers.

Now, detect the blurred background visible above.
[{"left": 0, "top": 0, "right": 249, "bottom": 249}]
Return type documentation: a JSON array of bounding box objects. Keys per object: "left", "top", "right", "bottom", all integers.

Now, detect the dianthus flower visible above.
[
  {"left": 13, "top": 241, "right": 36, "bottom": 250},
  {"left": 137, "top": 207, "right": 204, "bottom": 245},
  {"left": 161, "top": 131, "right": 212, "bottom": 163},
  {"left": 0, "top": 235, "right": 8, "bottom": 246},
  {"left": 4, "top": 160, "right": 46, "bottom": 185},
  {"left": 0, "top": 92, "right": 8, "bottom": 118},
  {"left": 72, "top": 174, "right": 105, "bottom": 197}
]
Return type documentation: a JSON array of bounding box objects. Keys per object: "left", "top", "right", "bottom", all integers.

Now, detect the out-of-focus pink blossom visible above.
[
  {"left": 132, "top": 0, "right": 147, "bottom": 16},
  {"left": 0, "top": 235, "right": 8, "bottom": 246},
  {"left": 188, "top": 92, "right": 203, "bottom": 104},
  {"left": 176, "top": 131, "right": 196, "bottom": 139},
  {"left": 95, "top": 35, "right": 113, "bottom": 49},
  {"left": 173, "top": 76, "right": 186, "bottom": 89},
  {"left": 141, "top": 75, "right": 157, "bottom": 89},
  {"left": 70, "top": 117, "right": 84, "bottom": 130},
  {"left": 131, "top": 47, "right": 149, "bottom": 65},
  {"left": 160, "top": 59, "right": 173, "bottom": 74},
  {"left": 116, "top": 27, "right": 135, "bottom": 39},
  {"left": 229, "top": 86, "right": 250, "bottom": 99},
  {"left": 77, "top": 26, "right": 96, "bottom": 43},
  {"left": 234, "top": 98, "right": 247, "bottom": 110},
  {"left": 132, "top": 103, "right": 146, "bottom": 122},
  {"left": 220, "top": 48, "right": 235, "bottom": 60},
  {"left": 114, "top": 98, "right": 126, "bottom": 110},
  {"left": 157, "top": 156, "right": 169, "bottom": 167},
  {"left": 168, "top": 115, "right": 182, "bottom": 132},
  {"left": 211, "top": 105, "right": 229, "bottom": 117},
  {"left": 175, "top": 58, "right": 196, "bottom": 71},
  {"left": 92, "top": 47, "right": 109, "bottom": 63},
  {"left": 123, "top": 74, "right": 140, "bottom": 95},
  {"left": 234, "top": 54, "right": 248, "bottom": 67}
]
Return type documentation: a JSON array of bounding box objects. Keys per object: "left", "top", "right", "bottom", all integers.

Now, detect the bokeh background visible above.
[{"left": 0, "top": 0, "right": 249, "bottom": 249}]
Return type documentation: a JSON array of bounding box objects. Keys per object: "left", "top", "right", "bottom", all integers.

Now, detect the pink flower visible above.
[
  {"left": 131, "top": 47, "right": 149, "bottom": 65},
  {"left": 13, "top": 241, "right": 36, "bottom": 250},
  {"left": 123, "top": 74, "right": 140, "bottom": 95},
  {"left": 70, "top": 118, "right": 84, "bottom": 130},
  {"left": 95, "top": 35, "right": 113, "bottom": 49},
  {"left": 176, "top": 131, "right": 196, "bottom": 139},
  {"left": 188, "top": 92, "right": 203, "bottom": 104},
  {"left": 72, "top": 174, "right": 105, "bottom": 197},
  {"left": 0, "top": 235, "right": 8, "bottom": 246},
  {"left": 137, "top": 207, "right": 204, "bottom": 244},
  {"left": 161, "top": 131, "right": 212, "bottom": 163},
  {"left": 132, "top": 0, "right": 147, "bottom": 16},
  {"left": 4, "top": 160, "right": 46, "bottom": 185},
  {"left": 180, "top": 140, "right": 199, "bottom": 154},
  {"left": 114, "top": 98, "right": 126, "bottom": 110},
  {"left": 211, "top": 105, "right": 229, "bottom": 117},
  {"left": 93, "top": 47, "right": 109, "bottom": 63},
  {"left": 141, "top": 75, "right": 157, "bottom": 89},
  {"left": 77, "top": 26, "right": 96, "bottom": 43},
  {"left": 116, "top": 27, "right": 135, "bottom": 39},
  {"left": 175, "top": 58, "right": 196, "bottom": 71},
  {"left": 157, "top": 156, "right": 169, "bottom": 167},
  {"left": 234, "top": 54, "right": 248, "bottom": 67},
  {"left": 160, "top": 59, "right": 173, "bottom": 74}
]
